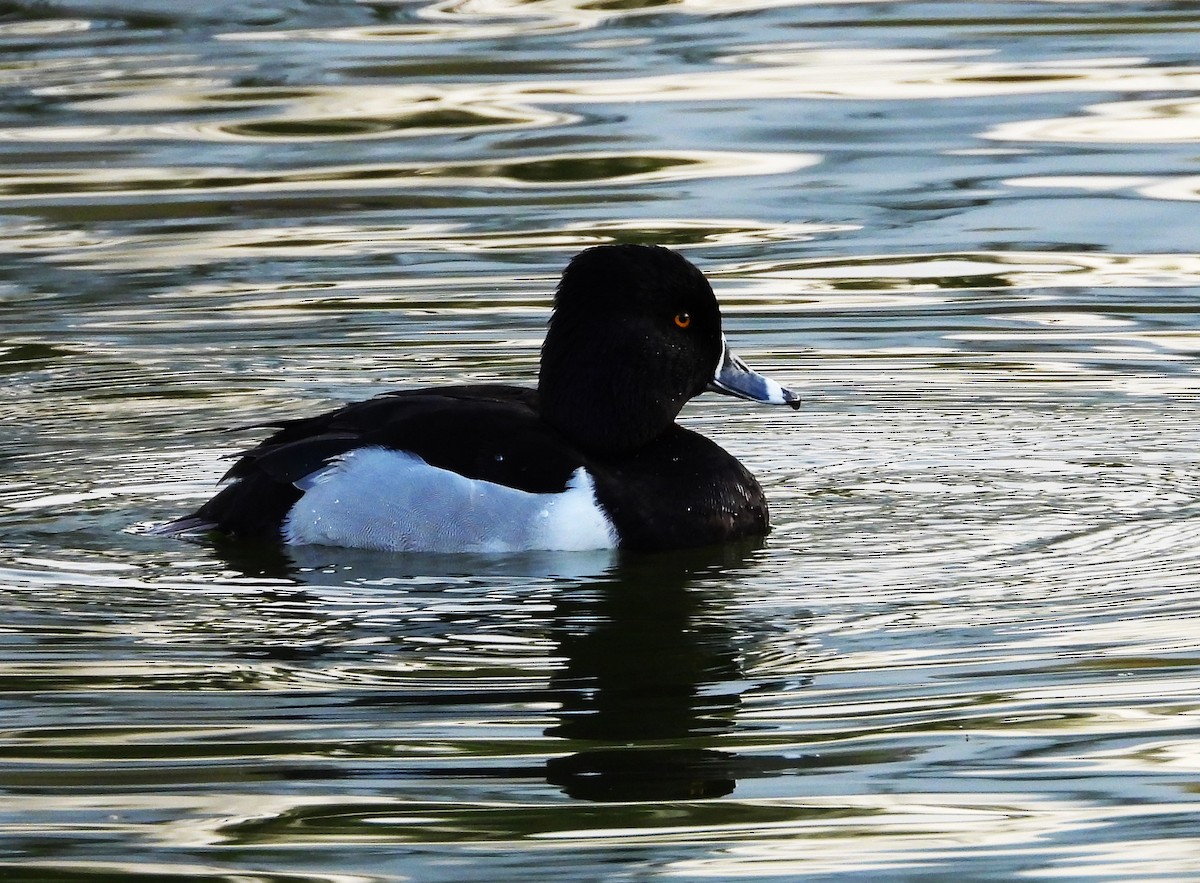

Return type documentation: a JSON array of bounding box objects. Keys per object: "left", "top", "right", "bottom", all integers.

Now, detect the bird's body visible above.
[{"left": 164, "top": 245, "right": 799, "bottom": 553}]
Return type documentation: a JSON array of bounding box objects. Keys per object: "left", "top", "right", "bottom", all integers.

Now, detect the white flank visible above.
[{"left": 282, "top": 447, "right": 618, "bottom": 553}]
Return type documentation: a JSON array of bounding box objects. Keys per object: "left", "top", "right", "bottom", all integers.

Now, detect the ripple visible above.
[
  {"left": 1005, "top": 174, "right": 1200, "bottom": 204},
  {"left": 665, "top": 798, "right": 1200, "bottom": 879},
  {"left": 712, "top": 47, "right": 1200, "bottom": 100},
  {"left": 0, "top": 54, "right": 230, "bottom": 95},
  {"left": 498, "top": 48, "right": 1200, "bottom": 104},
  {"left": 10, "top": 49, "right": 1200, "bottom": 151},
  {"left": 204, "top": 795, "right": 949, "bottom": 846},
  {"left": 0, "top": 863, "right": 365, "bottom": 883},
  {"left": 21, "top": 216, "right": 839, "bottom": 270},
  {"left": 39, "top": 84, "right": 573, "bottom": 142},
  {"left": 0, "top": 150, "right": 815, "bottom": 204},
  {"left": 0, "top": 19, "right": 91, "bottom": 38},
  {"left": 708, "top": 250, "right": 1200, "bottom": 386},
  {"left": 728, "top": 251, "right": 1200, "bottom": 292},
  {"left": 227, "top": 0, "right": 875, "bottom": 41},
  {"left": 988, "top": 97, "right": 1200, "bottom": 144}
]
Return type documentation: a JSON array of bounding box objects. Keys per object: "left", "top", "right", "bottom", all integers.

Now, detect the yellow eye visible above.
[{"left": 674, "top": 312, "right": 691, "bottom": 329}]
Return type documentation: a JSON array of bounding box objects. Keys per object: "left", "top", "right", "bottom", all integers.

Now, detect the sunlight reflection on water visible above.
[{"left": 989, "top": 97, "right": 1200, "bottom": 144}]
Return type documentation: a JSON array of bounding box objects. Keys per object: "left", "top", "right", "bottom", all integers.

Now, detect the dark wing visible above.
[{"left": 171, "top": 385, "right": 585, "bottom": 541}]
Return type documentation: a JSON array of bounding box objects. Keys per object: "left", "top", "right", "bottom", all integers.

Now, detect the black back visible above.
[{"left": 187, "top": 386, "right": 584, "bottom": 540}]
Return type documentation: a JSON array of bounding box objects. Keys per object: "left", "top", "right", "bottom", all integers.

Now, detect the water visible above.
[{"left": 3, "top": 1, "right": 1200, "bottom": 879}]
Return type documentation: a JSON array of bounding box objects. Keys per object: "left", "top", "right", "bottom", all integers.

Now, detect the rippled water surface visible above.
[{"left": 4, "top": 1, "right": 1200, "bottom": 880}]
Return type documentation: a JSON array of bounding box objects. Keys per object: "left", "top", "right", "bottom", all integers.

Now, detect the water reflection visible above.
[
  {"left": 0, "top": 150, "right": 815, "bottom": 202},
  {"left": 234, "top": 0, "right": 866, "bottom": 42},
  {"left": 15, "top": 48, "right": 1200, "bottom": 149},
  {"left": 35, "top": 85, "right": 573, "bottom": 142},
  {"left": 545, "top": 546, "right": 754, "bottom": 801},
  {"left": 5, "top": 0, "right": 1200, "bottom": 876},
  {"left": 729, "top": 251, "right": 1200, "bottom": 292},
  {"left": 217, "top": 539, "right": 805, "bottom": 803},
  {"left": 21, "top": 216, "right": 839, "bottom": 271},
  {"left": 989, "top": 97, "right": 1200, "bottom": 144},
  {"left": 1006, "top": 174, "right": 1200, "bottom": 204}
]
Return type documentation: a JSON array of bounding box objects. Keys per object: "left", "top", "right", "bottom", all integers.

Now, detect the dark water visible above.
[{"left": 3, "top": 1, "right": 1200, "bottom": 880}]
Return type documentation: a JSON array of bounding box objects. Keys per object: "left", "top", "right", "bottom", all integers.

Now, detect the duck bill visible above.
[{"left": 708, "top": 337, "right": 801, "bottom": 409}]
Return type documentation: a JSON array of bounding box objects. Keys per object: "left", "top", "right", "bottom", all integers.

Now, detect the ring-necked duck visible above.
[{"left": 164, "top": 245, "right": 800, "bottom": 552}]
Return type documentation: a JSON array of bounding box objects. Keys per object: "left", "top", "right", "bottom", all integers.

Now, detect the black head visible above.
[{"left": 538, "top": 245, "right": 730, "bottom": 452}]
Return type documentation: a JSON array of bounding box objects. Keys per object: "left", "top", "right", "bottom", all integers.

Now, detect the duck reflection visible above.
[
  {"left": 199, "top": 536, "right": 805, "bottom": 803},
  {"left": 544, "top": 541, "right": 761, "bottom": 801}
]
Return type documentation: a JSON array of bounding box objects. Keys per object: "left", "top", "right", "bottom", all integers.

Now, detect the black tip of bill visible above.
[{"left": 709, "top": 339, "right": 801, "bottom": 410}]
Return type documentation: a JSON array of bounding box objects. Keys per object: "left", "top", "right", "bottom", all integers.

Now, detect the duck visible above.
[{"left": 163, "top": 244, "right": 800, "bottom": 553}]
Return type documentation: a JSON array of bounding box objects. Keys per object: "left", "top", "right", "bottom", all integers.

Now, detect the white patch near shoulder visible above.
[{"left": 283, "top": 447, "right": 618, "bottom": 553}]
